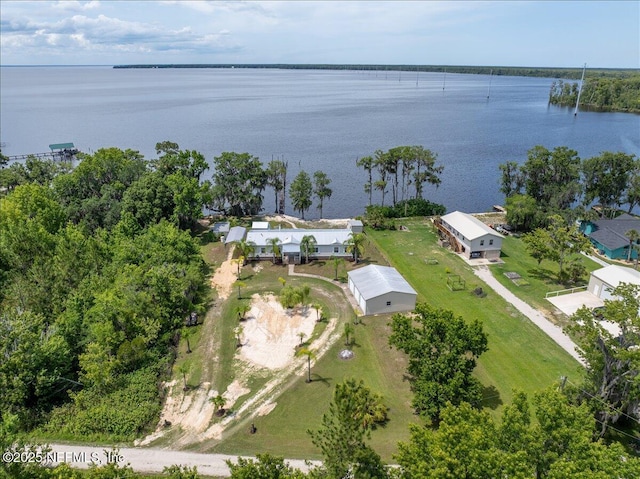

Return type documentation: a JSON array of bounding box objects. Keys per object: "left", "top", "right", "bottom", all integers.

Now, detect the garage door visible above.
[{"left": 601, "top": 284, "right": 615, "bottom": 301}]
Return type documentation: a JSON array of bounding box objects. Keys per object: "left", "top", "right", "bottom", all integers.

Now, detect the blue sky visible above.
[{"left": 1, "top": 1, "right": 638, "bottom": 67}]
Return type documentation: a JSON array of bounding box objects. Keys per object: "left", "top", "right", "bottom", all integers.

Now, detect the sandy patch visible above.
[
  {"left": 240, "top": 294, "right": 317, "bottom": 370},
  {"left": 263, "top": 214, "right": 352, "bottom": 229},
  {"left": 257, "top": 401, "right": 277, "bottom": 416},
  {"left": 210, "top": 246, "right": 238, "bottom": 300}
]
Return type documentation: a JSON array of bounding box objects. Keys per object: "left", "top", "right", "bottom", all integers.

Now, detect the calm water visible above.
[{"left": 1, "top": 66, "right": 639, "bottom": 218}]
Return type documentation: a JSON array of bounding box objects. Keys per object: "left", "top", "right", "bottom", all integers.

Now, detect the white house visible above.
[
  {"left": 588, "top": 265, "right": 640, "bottom": 301},
  {"left": 438, "top": 211, "right": 504, "bottom": 260},
  {"left": 348, "top": 265, "right": 417, "bottom": 315},
  {"left": 246, "top": 228, "right": 353, "bottom": 264}
]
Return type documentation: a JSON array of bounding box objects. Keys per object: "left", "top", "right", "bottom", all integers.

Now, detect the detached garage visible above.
[
  {"left": 588, "top": 265, "right": 640, "bottom": 301},
  {"left": 348, "top": 265, "right": 417, "bottom": 315}
]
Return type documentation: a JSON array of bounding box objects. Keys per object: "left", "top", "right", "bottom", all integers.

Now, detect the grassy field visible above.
[
  {"left": 491, "top": 236, "right": 602, "bottom": 327},
  {"left": 211, "top": 311, "right": 419, "bottom": 461},
  {"left": 366, "top": 219, "right": 582, "bottom": 411}
]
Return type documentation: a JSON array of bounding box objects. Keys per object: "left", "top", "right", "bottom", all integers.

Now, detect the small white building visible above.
[
  {"left": 348, "top": 265, "right": 417, "bottom": 315},
  {"left": 251, "top": 221, "right": 270, "bottom": 230},
  {"left": 438, "top": 211, "right": 504, "bottom": 260},
  {"left": 348, "top": 219, "right": 364, "bottom": 233},
  {"left": 588, "top": 265, "right": 640, "bottom": 301}
]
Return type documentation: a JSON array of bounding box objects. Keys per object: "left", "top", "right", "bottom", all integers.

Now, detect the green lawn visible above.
[
  {"left": 211, "top": 312, "right": 419, "bottom": 462},
  {"left": 366, "top": 220, "right": 582, "bottom": 413},
  {"left": 491, "top": 236, "right": 602, "bottom": 327}
]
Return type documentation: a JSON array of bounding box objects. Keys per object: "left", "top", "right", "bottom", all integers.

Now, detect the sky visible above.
[{"left": 1, "top": 1, "right": 638, "bottom": 68}]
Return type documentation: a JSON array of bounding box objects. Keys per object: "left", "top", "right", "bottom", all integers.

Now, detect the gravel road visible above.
[{"left": 45, "top": 443, "right": 319, "bottom": 477}]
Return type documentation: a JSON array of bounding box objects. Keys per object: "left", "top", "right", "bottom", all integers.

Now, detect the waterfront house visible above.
[
  {"left": 246, "top": 226, "right": 356, "bottom": 264},
  {"left": 582, "top": 213, "right": 640, "bottom": 260},
  {"left": 437, "top": 211, "right": 504, "bottom": 260}
]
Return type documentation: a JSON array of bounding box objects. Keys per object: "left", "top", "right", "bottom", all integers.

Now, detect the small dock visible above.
[
  {"left": 492, "top": 205, "right": 506, "bottom": 213},
  {"left": 6, "top": 142, "right": 79, "bottom": 163}
]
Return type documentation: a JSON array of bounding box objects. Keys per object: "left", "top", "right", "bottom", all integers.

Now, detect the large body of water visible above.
[{"left": 1, "top": 66, "right": 639, "bottom": 218}]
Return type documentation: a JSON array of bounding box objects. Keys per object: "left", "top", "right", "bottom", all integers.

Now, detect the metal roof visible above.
[
  {"left": 246, "top": 228, "right": 352, "bottom": 247},
  {"left": 211, "top": 222, "right": 230, "bottom": 233},
  {"left": 441, "top": 211, "right": 503, "bottom": 241},
  {"left": 348, "top": 265, "right": 417, "bottom": 300},
  {"left": 592, "top": 265, "right": 640, "bottom": 288},
  {"left": 251, "top": 221, "right": 270, "bottom": 229},
  {"left": 225, "top": 226, "right": 246, "bottom": 244},
  {"left": 49, "top": 143, "right": 75, "bottom": 150}
]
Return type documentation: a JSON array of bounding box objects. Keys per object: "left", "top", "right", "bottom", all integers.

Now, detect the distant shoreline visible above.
[{"left": 111, "top": 63, "right": 639, "bottom": 80}]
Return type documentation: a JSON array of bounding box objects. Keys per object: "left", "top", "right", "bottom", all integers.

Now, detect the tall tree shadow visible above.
[{"left": 481, "top": 385, "right": 503, "bottom": 410}]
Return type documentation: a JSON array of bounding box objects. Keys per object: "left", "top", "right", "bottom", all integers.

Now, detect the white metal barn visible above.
[
  {"left": 348, "top": 265, "right": 417, "bottom": 315},
  {"left": 588, "top": 265, "right": 640, "bottom": 301}
]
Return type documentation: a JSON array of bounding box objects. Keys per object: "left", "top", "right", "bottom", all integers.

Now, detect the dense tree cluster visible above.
[
  {"left": 0, "top": 144, "right": 208, "bottom": 439},
  {"left": 500, "top": 146, "right": 638, "bottom": 231},
  {"left": 549, "top": 76, "right": 640, "bottom": 113}
]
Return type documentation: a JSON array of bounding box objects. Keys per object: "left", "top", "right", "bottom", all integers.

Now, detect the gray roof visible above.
[
  {"left": 589, "top": 214, "right": 640, "bottom": 250},
  {"left": 348, "top": 265, "right": 417, "bottom": 300},
  {"left": 441, "top": 211, "right": 504, "bottom": 241},
  {"left": 211, "top": 222, "right": 230, "bottom": 233},
  {"left": 225, "top": 226, "right": 246, "bottom": 244}
]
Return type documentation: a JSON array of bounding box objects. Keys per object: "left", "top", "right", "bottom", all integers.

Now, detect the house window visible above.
[
  {"left": 480, "top": 240, "right": 485, "bottom": 246},
  {"left": 313, "top": 247, "right": 319, "bottom": 253},
  {"left": 386, "top": 301, "right": 391, "bottom": 306},
  {"left": 489, "top": 239, "right": 493, "bottom": 245},
  {"left": 261, "top": 248, "right": 266, "bottom": 253},
  {"left": 334, "top": 246, "right": 340, "bottom": 253}
]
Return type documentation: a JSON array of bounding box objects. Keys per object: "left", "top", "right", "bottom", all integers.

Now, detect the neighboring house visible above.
[
  {"left": 348, "top": 219, "right": 364, "bottom": 233},
  {"left": 582, "top": 213, "right": 640, "bottom": 260},
  {"left": 246, "top": 228, "right": 354, "bottom": 264},
  {"left": 224, "top": 226, "right": 247, "bottom": 245},
  {"left": 348, "top": 265, "right": 417, "bottom": 315},
  {"left": 251, "top": 221, "right": 270, "bottom": 230},
  {"left": 437, "top": 211, "right": 504, "bottom": 260},
  {"left": 210, "top": 222, "right": 230, "bottom": 234},
  {"left": 588, "top": 264, "right": 640, "bottom": 301}
]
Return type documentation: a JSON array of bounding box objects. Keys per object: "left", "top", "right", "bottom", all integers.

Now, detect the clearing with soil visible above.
[{"left": 139, "top": 252, "right": 340, "bottom": 449}]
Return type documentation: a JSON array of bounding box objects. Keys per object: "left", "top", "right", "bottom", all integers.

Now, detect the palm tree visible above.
[
  {"left": 210, "top": 394, "right": 226, "bottom": 416},
  {"left": 234, "top": 325, "right": 243, "bottom": 348},
  {"left": 296, "top": 347, "right": 316, "bottom": 383},
  {"left": 344, "top": 233, "right": 366, "bottom": 264},
  {"left": 313, "top": 171, "right": 332, "bottom": 219},
  {"left": 235, "top": 280, "right": 246, "bottom": 299},
  {"left": 343, "top": 322, "right": 354, "bottom": 347},
  {"left": 300, "top": 235, "right": 317, "bottom": 264},
  {"left": 300, "top": 283, "right": 311, "bottom": 312},
  {"left": 298, "top": 332, "right": 306, "bottom": 346},
  {"left": 234, "top": 256, "right": 244, "bottom": 275},
  {"left": 625, "top": 229, "right": 640, "bottom": 262},
  {"left": 181, "top": 327, "right": 194, "bottom": 354},
  {"left": 266, "top": 237, "right": 282, "bottom": 264},
  {"left": 235, "top": 301, "right": 251, "bottom": 321},
  {"left": 330, "top": 255, "right": 344, "bottom": 280},
  {"left": 177, "top": 363, "right": 190, "bottom": 391},
  {"left": 236, "top": 239, "right": 256, "bottom": 265},
  {"left": 312, "top": 302, "right": 322, "bottom": 322}
]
